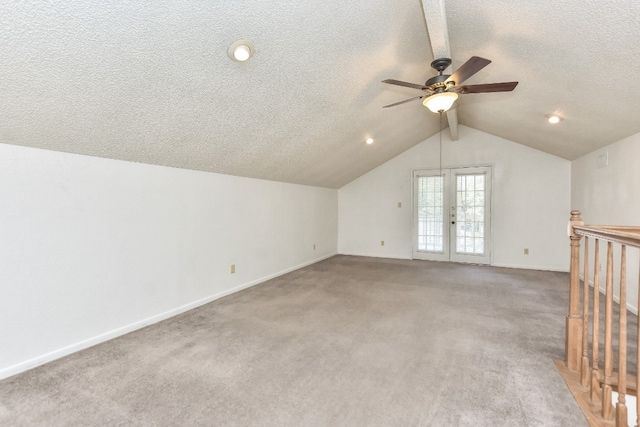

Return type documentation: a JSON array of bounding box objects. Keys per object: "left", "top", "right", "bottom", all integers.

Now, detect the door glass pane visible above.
[
  {"left": 417, "top": 175, "right": 444, "bottom": 253},
  {"left": 455, "top": 173, "right": 485, "bottom": 255}
]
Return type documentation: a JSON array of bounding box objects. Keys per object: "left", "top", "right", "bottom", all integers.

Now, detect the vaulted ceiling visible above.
[{"left": 2, "top": 1, "right": 640, "bottom": 188}]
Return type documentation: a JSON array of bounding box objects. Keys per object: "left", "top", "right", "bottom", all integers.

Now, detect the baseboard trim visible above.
[
  {"left": 491, "top": 262, "right": 569, "bottom": 273},
  {"left": 579, "top": 273, "right": 638, "bottom": 315},
  {"left": 337, "top": 252, "right": 411, "bottom": 260},
  {"left": 337, "top": 256, "right": 567, "bottom": 272},
  {"left": 0, "top": 252, "right": 337, "bottom": 381}
]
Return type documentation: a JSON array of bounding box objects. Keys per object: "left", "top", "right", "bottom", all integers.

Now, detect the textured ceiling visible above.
[
  {"left": 2, "top": 1, "right": 640, "bottom": 188},
  {"left": 447, "top": 0, "right": 640, "bottom": 160}
]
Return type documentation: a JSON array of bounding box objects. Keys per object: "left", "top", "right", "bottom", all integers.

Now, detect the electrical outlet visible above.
[
  {"left": 230, "top": 264, "right": 235, "bottom": 274},
  {"left": 313, "top": 244, "right": 316, "bottom": 250},
  {"left": 397, "top": 202, "right": 402, "bottom": 208},
  {"left": 381, "top": 240, "right": 385, "bottom": 246},
  {"left": 524, "top": 248, "right": 529, "bottom": 255}
]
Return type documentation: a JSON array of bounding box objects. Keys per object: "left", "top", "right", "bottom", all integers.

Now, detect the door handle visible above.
[{"left": 451, "top": 221, "right": 455, "bottom": 224}]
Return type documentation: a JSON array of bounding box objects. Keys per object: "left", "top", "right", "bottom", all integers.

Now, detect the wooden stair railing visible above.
[{"left": 558, "top": 210, "right": 640, "bottom": 427}]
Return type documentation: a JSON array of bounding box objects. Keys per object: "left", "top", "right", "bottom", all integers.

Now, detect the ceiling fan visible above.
[{"left": 382, "top": 56, "right": 518, "bottom": 112}]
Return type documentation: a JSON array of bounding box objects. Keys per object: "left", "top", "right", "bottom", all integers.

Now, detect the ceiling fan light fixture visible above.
[
  {"left": 423, "top": 92, "right": 458, "bottom": 113},
  {"left": 228, "top": 39, "right": 255, "bottom": 62},
  {"left": 546, "top": 114, "right": 563, "bottom": 124}
]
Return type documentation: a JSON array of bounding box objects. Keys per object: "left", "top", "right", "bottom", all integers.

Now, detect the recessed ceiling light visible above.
[
  {"left": 228, "top": 39, "right": 255, "bottom": 62},
  {"left": 366, "top": 138, "right": 374, "bottom": 145},
  {"left": 545, "top": 114, "right": 563, "bottom": 124}
]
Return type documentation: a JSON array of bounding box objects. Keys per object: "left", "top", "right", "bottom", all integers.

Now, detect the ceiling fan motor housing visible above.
[
  {"left": 425, "top": 74, "right": 450, "bottom": 91},
  {"left": 426, "top": 58, "right": 453, "bottom": 91}
]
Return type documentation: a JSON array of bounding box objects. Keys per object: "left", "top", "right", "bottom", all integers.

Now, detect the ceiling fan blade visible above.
[
  {"left": 456, "top": 81, "right": 519, "bottom": 94},
  {"left": 445, "top": 56, "right": 491, "bottom": 86},
  {"left": 382, "top": 79, "right": 428, "bottom": 90},
  {"left": 383, "top": 96, "right": 425, "bottom": 108}
]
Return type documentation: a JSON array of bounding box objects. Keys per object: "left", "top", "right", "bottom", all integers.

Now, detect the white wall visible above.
[
  {"left": 339, "top": 125, "right": 571, "bottom": 271},
  {"left": 572, "top": 132, "right": 640, "bottom": 312},
  {"left": 0, "top": 143, "right": 338, "bottom": 379}
]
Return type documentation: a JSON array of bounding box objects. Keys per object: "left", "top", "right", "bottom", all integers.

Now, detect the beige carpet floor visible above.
[{"left": 0, "top": 255, "right": 588, "bottom": 426}]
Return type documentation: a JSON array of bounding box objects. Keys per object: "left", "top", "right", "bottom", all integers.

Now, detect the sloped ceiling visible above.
[{"left": 1, "top": 1, "right": 640, "bottom": 188}]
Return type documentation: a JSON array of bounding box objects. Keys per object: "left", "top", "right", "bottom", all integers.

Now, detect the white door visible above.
[{"left": 413, "top": 166, "right": 491, "bottom": 264}]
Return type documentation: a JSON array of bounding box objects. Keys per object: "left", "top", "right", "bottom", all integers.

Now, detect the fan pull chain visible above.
[{"left": 439, "top": 111, "right": 443, "bottom": 179}]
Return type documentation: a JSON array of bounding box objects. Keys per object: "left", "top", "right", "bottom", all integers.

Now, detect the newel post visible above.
[{"left": 566, "top": 210, "right": 584, "bottom": 371}]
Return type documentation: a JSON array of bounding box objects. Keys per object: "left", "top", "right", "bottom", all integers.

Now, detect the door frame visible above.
[{"left": 411, "top": 164, "right": 494, "bottom": 265}]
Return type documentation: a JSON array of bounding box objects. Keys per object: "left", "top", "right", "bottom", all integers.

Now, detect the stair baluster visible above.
[
  {"left": 582, "top": 236, "right": 590, "bottom": 387},
  {"left": 602, "top": 242, "right": 614, "bottom": 420},
  {"left": 616, "top": 245, "right": 628, "bottom": 426},
  {"left": 591, "top": 239, "right": 601, "bottom": 403}
]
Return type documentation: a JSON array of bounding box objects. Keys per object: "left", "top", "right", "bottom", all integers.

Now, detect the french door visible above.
[{"left": 412, "top": 166, "right": 491, "bottom": 264}]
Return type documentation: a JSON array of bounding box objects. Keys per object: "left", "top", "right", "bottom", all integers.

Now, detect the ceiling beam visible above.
[
  {"left": 446, "top": 107, "right": 459, "bottom": 140},
  {"left": 421, "top": 0, "right": 458, "bottom": 140}
]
